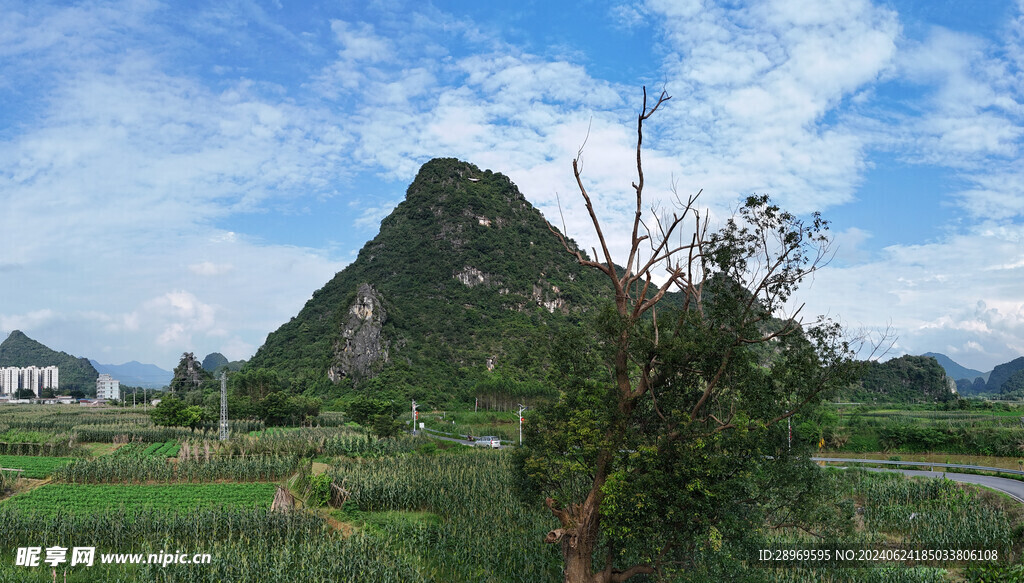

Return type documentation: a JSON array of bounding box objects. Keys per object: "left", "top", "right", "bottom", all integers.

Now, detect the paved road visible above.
[{"left": 418, "top": 427, "right": 506, "bottom": 448}]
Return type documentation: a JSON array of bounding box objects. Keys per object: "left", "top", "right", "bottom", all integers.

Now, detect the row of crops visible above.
[
  {"left": 0, "top": 404, "right": 345, "bottom": 438},
  {"left": 0, "top": 507, "right": 426, "bottom": 583},
  {"left": 113, "top": 441, "right": 181, "bottom": 458},
  {"left": 178, "top": 426, "right": 422, "bottom": 459},
  {"left": 53, "top": 455, "right": 301, "bottom": 483},
  {"left": 1, "top": 483, "right": 277, "bottom": 516},
  {"left": 0, "top": 455, "right": 76, "bottom": 479}
]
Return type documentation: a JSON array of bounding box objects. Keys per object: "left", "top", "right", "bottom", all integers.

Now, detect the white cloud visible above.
[
  {"left": 352, "top": 199, "right": 403, "bottom": 230},
  {"left": 3, "top": 0, "right": 1023, "bottom": 375},
  {"left": 331, "top": 20, "right": 393, "bottom": 62},
  {"left": 189, "top": 262, "right": 234, "bottom": 276},
  {"left": 803, "top": 222, "right": 1024, "bottom": 370},
  {"left": 0, "top": 309, "right": 57, "bottom": 333}
]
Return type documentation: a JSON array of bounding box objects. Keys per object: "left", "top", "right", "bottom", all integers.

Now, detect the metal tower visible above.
[{"left": 219, "top": 372, "right": 229, "bottom": 441}]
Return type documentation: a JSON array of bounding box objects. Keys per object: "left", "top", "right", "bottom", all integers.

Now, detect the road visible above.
[
  {"left": 418, "top": 427, "right": 506, "bottom": 448},
  {"left": 814, "top": 459, "right": 1024, "bottom": 504}
]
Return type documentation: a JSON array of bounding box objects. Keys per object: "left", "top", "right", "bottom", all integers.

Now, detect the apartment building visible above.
[{"left": 0, "top": 366, "right": 59, "bottom": 397}]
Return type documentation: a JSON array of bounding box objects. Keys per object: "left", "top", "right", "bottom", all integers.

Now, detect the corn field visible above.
[
  {"left": 208, "top": 427, "right": 420, "bottom": 458},
  {"left": 52, "top": 455, "right": 300, "bottom": 483}
]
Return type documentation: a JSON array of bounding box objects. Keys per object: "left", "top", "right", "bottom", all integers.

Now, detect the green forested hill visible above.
[
  {"left": 987, "top": 356, "right": 1024, "bottom": 394},
  {"left": 841, "top": 355, "right": 954, "bottom": 403},
  {"left": 0, "top": 330, "right": 99, "bottom": 393},
  {"left": 247, "top": 158, "right": 611, "bottom": 403}
]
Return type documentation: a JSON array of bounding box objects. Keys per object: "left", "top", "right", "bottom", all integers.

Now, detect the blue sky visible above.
[{"left": 1, "top": 0, "right": 1022, "bottom": 374}]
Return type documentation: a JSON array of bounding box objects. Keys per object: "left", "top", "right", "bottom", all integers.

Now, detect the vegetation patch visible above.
[
  {"left": 0, "top": 455, "right": 77, "bottom": 478},
  {"left": 1, "top": 482, "right": 277, "bottom": 515}
]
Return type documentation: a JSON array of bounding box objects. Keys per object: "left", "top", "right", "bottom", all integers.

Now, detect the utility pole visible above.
[
  {"left": 518, "top": 403, "right": 527, "bottom": 445},
  {"left": 219, "top": 372, "right": 229, "bottom": 441},
  {"left": 411, "top": 400, "right": 419, "bottom": 435}
]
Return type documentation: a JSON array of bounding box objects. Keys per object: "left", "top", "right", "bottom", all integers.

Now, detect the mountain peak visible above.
[
  {"left": 0, "top": 330, "right": 99, "bottom": 392},
  {"left": 248, "top": 158, "right": 607, "bottom": 393},
  {"left": 921, "top": 352, "right": 985, "bottom": 382}
]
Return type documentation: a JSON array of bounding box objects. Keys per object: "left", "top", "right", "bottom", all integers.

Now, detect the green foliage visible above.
[
  {"left": 345, "top": 395, "right": 400, "bottom": 425},
  {"left": 169, "top": 352, "right": 213, "bottom": 394},
  {"left": 52, "top": 455, "right": 300, "bottom": 483},
  {"left": 517, "top": 191, "right": 865, "bottom": 578},
  {"left": 225, "top": 368, "right": 321, "bottom": 425},
  {"left": 0, "top": 455, "right": 77, "bottom": 478},
  {"left": 305, "top": 473, "right": 332, "bottom": 507},
  {"left": 201, "top": 352, "right": 229, "bottom": 372},
  {"left": 999, "top": 369, "right": 1024, "bottom": 397},
  {"left": 845, "top": 355, "right": 955, "bottom": 404},
  {"left": 2, "top": 483, "right": 276, "bottom": 515},
  {"left": 149, "top": 396, "right": 206, "bottom": 429},
  {"left": 987, "top": 356, "right": 1024, "bottom": 394}
]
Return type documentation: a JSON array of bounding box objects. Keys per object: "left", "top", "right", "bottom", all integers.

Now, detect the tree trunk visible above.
[
  {"left": 546, "top": 461, "right": 608, "bottom": 583},
  {"left": 563, "top": 533, "right": 600, "bottom": 583}
]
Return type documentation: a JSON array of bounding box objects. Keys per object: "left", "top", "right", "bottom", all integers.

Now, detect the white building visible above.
[
  {"left": 0, "top": 368, "right": 17, "bottom": 395},
  {"left": 0, "top": 365, "right": 59, "bottom": 397},
  {"left": 96, "top": 374, "right": 120, "bottom": 400}
]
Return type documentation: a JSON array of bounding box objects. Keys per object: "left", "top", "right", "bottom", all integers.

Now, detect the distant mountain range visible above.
[
  {"left": 921, "top": 352, "right": 988, "bottom": 382},
  {"left": 89, "top": 359, "right": 173, "bottom": 389},
  {"left": 922, "top": 352, "right": 1024, "bottom": 397}
]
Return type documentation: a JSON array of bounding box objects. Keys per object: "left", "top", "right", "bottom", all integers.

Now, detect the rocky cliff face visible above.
[{"left": 328, "top": 283, "right": 388, "bottom": 382}]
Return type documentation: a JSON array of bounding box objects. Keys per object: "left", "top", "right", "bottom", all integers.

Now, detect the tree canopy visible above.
[{"left": 516, "top": 88, "right": 862, "bottom": 582}]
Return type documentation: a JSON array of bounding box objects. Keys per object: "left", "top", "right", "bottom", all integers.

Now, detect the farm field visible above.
[
  {"left": 0, "top": 455, "right": 77, "bottom": 479},
  {"left": 792, "top": 402, "right": 1024, "bottom": 458},
  {"left": 0, "top": 404, "right": 1019, "bottom": 581},
  {"left": 2, "top": 482, "right": 276, "bottom": 515}
]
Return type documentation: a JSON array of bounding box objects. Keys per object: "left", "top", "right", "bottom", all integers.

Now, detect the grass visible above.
[
  {"left": 331, "top": 506, "right": 443, "bottom": 534},
  {"left": 84, "top": 442, "right": 122, "bottom": 456}
]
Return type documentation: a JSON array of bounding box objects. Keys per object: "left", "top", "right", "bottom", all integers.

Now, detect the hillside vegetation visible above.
[
  {"left": 0, "top": 330, "right": 98, "bottom": 393},
  {"left": 248, "top": 158, "right": 610, "bottom": 405}
]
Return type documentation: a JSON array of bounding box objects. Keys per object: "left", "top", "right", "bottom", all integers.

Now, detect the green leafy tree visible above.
[
  {"left": 150, "top": 395, "right": 206, "bottom": 429},
  {"left": 518, "top": 88, "right": 862, "bottom": 582}
]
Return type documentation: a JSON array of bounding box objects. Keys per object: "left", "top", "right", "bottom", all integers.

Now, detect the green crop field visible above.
[
  {"left": 1, "top": 482, "right": 276, "bottom": 515},
  {"left": 0, "top": 455, "right": 77, "bottom": 478}
]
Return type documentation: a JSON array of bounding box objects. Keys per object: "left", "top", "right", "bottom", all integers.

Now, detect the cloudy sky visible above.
[{"left": 1, "top": 0, "right": 1022, "bottom": 374}]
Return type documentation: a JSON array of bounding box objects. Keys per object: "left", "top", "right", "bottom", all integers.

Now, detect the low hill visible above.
[
  {"left": 841, "top": 355, "right": 955, "bottom": 403},
  {"left": 0, "top": 330, "right": 98, "bottom": 393}
]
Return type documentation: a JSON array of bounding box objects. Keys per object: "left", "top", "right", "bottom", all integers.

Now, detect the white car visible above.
[{"left": 472, "top": 435, "right": 501, "bottom": 448}]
